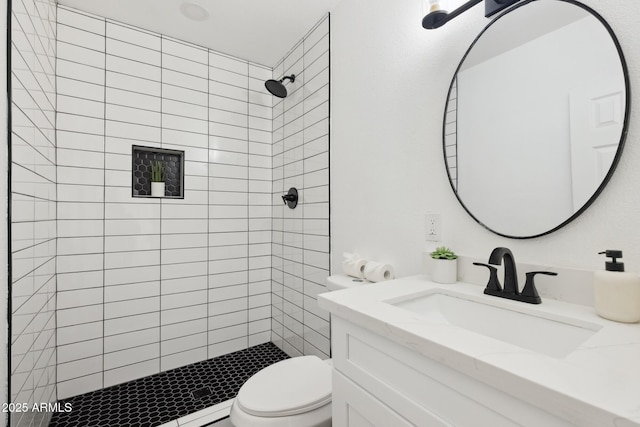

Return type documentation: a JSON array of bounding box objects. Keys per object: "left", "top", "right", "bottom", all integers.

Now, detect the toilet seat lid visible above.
[{"left": 236, "top": 355, "right": 332, "bottom": 417}]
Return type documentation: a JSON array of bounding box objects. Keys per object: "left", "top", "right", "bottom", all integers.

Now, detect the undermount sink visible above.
[{"left": 388, "top": 290, "right": 602, "bottom": 358}]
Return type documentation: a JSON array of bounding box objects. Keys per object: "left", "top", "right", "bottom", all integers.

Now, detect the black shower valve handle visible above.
[
  {"left": 282, "top": 194, "right": 296, "bottom": 204},
  {"left": 282, "top": 187, "right": 299, "bottom": 209}
]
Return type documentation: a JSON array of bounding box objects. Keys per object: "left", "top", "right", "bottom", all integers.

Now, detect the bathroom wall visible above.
[
  {"left": 271, "top": 16, "right": 331, "bottom": 359},
  {"left": 330, "top": 0, "right": 640, "bottom": 291},
  {"left": 9, "top": 0, "right": 58, "bottom": 426},
  {"left": 55, "top": 6, "right": 273, "bottom": 399}
]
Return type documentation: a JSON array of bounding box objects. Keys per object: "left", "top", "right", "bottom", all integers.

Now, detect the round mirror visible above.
[{"left": 444, "top": 0, "right": 629, "bottom": 238}]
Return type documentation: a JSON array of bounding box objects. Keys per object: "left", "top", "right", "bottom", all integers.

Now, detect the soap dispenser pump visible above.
[{"left": 594, "top": 250, "right": 640, "bottom": 323}]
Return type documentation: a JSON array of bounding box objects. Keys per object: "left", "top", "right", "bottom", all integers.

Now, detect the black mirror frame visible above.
[{"left": 443, "top": 0, "right": 631, "bottom": 239}]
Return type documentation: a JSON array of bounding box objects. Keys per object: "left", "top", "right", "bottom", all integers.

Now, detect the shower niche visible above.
[{"left": 132, "top": 145, "right": 185, "bottom": 198}]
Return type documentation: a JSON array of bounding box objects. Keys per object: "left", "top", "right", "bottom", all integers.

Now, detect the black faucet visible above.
[
  {"left": 489, "top": 247, "right": 518, "bottom": 294},
  {"left": 473, "top": 247, "right": 557, "bottom": 304}
]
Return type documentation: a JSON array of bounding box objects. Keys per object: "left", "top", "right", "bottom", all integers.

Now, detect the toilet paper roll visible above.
[
  {"left": 363, "top": 261, "right": 395, "bottom": 283},
  {"left": 342, "top": 252, "right": 367, "bottom": 279}
]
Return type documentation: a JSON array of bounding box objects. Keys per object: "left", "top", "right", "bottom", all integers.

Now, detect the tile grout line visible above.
[
  {"left": 246, "top": 62, "right": 250, "bottom": 349},
  {"left": 53, "top": 0, "right": 59, "bottom": 403},
  {"left": 159, "top": 33, "right": 163, "bottom": 374},
  {"left": 207, "top": 43, "right": 211, "bottom": 359},
  {"left": 301, "top": 20, "right": 307, "bottom": 357},
  {"left": 101, "top": 14, "right": 107, "bottom": 390}
]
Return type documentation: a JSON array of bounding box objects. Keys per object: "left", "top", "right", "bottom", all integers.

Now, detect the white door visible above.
[{"left": 569, "top": 81, "right": 625, "bottom": 211}]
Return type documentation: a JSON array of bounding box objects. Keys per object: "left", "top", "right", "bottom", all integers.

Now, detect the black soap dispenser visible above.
[{"left": 594, "top": 250, "right": 640, "bottom": 323}]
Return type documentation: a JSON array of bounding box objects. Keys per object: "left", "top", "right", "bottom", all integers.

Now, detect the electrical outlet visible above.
[{"left": 425, "top": 213, "right": 441, "bottom": 242}]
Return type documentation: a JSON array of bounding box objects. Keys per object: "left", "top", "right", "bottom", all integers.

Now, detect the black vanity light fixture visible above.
[{"left": 422, "top": 0, "right": 522, "bottom": 29}]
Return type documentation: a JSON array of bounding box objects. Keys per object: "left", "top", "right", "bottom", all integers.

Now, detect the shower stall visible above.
[{"left": 8, "top": 1, "right": 330, "bottom": 425}]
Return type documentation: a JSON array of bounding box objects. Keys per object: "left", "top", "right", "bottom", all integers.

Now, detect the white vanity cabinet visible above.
[{"left": 331, "top": 317, "right": 574, "bottom": 427}]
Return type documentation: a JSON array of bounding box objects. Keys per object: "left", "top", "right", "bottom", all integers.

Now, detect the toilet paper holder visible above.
[{"left": 282, "top": 187, "right": 298, "bottom": 209}]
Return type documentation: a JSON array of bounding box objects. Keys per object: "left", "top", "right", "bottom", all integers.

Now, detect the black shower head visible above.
[
  {"left": 265, "top": 74, "right": 295, "bottom": 98},
  {"left": 265, "top": 79, "right": 287, "bottom": 98}
]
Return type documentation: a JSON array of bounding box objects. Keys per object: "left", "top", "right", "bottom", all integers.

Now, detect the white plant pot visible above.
[
  {"left": 151, "top": 182, "right": 165, "bottom": 197},
  {"left": 430, "top": 259, "right": 458, "bottom": 284}
]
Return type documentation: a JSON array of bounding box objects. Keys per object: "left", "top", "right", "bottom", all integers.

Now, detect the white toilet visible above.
[{"left": 229, "top": 275, "right": 366, "bottom": 427}]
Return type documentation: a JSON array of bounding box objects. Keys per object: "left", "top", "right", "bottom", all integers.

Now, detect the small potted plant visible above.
[
  {"left": 430, "top": 246, "right": 458, "bottom": 284},
  {"left": 150, "top": 160, "right": 165, "bottom": 197}
]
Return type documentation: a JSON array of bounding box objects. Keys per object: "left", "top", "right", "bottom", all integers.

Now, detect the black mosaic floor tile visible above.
[{"left": 49, "top": 343, "right": 289, "bottom": 427}]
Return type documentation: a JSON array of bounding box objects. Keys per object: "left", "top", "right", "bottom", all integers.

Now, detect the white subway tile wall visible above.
[
  {"left": 55, "top": 6, "right": 275, "bottom": 399},
  {"left": 10, "top": 0, "right": 58, "bottom": 426},
  {"left": 271, "top": 16, "right": 331, "bottom": 359},
  {"left": 10, "top": 3, "right": 330, "bottom": 405}
]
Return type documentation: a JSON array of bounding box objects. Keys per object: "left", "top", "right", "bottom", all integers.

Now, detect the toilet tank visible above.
[{"left": 326, "top": 275, "right": 370, "bottom": 292}]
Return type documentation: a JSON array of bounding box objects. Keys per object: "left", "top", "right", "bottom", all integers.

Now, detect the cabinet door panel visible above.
[
  {"left": 332, "top": 317, "right": 573, "bottom": 427},
  {"left": 333, "top": 371, "right": 450, "bottom": 427}
]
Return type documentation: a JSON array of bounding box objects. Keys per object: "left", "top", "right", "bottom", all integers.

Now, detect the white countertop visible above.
[{"left": 318, "top": 275, "right": 640, "bottom": 427}]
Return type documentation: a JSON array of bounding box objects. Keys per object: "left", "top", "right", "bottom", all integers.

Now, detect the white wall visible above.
[{"left": 331, "top": 0, "right": 640, "bottom": 285}]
